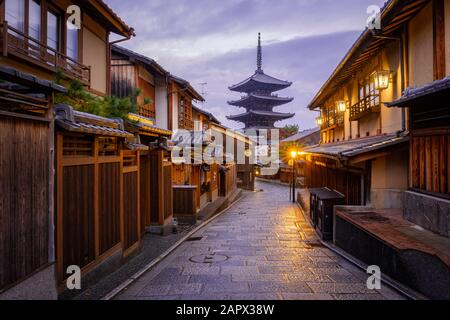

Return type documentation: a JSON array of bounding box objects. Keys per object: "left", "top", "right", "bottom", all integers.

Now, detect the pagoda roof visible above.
[
  {"left": 228, "top": 93, "right": 293, "bottom": 107},
  {"left": 227, "top": 110, "right": 295, "bottom": 121},
  {"left": 229, "top": 70, "right": 292, "bottom": 93}
]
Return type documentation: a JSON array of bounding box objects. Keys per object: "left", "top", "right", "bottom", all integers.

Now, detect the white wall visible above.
[{"left": 155, "top": 84, "right": 168, "bottom": 130}]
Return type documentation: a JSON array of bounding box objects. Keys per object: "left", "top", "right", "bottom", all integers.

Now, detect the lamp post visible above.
[{"left": 290, "top": 150, "right": 298, "bottom": 203}]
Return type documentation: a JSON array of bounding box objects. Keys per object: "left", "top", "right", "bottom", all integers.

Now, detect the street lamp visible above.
[{"left": 290, "top": 150, "right": 298, "bottom": 203}]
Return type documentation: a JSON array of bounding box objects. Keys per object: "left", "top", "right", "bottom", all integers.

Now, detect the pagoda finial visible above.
[{"left": 257, "top": 33, "right": 262, "bottom": 72}]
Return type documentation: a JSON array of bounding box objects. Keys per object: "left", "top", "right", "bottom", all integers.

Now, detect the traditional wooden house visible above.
[
  {"left": 110, "top": 46, "right": 175, "bottom": 235},
  {"left": 0, "top": 0, "right": 134, "bottom": 96},
  {"left": 304, "top": 0, "right": 450, "bottom": 299},
  {"left": 0, "top": 0, "right": 133, "bottom": 299},
  {"left": 303, "top": 0, "right": 420, "bottom": 208}
]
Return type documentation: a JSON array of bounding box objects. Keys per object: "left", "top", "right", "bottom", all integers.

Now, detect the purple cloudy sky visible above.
[{"left": 106, "top": 0, "right": 386, "bottom": 130}]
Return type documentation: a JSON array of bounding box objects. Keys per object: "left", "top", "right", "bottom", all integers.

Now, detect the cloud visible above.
[{"left": 106, "top": 0, "right": 387, "bottom": 129}]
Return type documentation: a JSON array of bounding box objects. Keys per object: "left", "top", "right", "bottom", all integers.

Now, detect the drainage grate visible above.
[
  {"left": 189, "top": 253, "right": 229, "bottom": 264},
  {"left": 187, "top": 236, "right": 204, "bottom": 242}
]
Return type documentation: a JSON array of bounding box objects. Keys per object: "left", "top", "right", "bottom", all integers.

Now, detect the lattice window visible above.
[
  {"left": 63, "top": 136, "right": 94, "bottom": 157},
  {"left": 98, "top": 137, "right": 119, "bottom": 156}
]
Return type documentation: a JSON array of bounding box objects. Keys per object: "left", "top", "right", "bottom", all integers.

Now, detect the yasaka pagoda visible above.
[{"left": 227, "top": 33, "right": 295, "bottom": 131}]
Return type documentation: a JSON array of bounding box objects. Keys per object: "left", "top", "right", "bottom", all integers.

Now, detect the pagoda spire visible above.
[{"left": 257, "top": 33, "right": 262, "bottom": 72}]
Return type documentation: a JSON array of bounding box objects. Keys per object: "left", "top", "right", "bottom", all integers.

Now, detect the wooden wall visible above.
[
  {"left": 409, "top": 101, "right": 450, "bottom": 196},
  {"left": 0, "top": 115, "right": 51, "bottom": 290},
  {"left": 56, "top": 133, "right": 141, "bottom": 283},
  {"left": 410, "top": 134, "right": 449, "bottom": 195},
  {"left": 304, "top": 161, "right": 363, "bottom": 206},
  {"left": 145, "top": 151, "right": 173, "bottom": 227}
]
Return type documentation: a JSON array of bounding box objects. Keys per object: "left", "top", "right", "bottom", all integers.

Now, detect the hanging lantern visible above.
[
  {"left": 373, "top": 70, "right": 391, "bottom": 90},
  {"left": 316, "top": 116, "right": 323, "bottom": 126},
  {"left": 336, "top": 100, "right": 347, "bottom": 113}
]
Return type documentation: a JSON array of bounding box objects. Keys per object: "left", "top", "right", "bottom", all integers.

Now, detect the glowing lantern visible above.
[
  {"left": 373, "top": 70, "right": 391, "bottom": 90},
  {"left": 316, "top": 116, "right": 323, "bottom": 126},
  {"left": 336, "top": 100, "right": 347, "bottom": 113}
]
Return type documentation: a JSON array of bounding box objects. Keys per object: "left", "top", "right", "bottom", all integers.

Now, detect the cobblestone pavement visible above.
[{"left": 117, "top": 181, "right": 405, "bottom": 300}]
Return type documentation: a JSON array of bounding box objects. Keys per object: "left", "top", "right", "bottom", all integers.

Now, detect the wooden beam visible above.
[{"left": 433, "top": 0, "right": 446, "bottom": 80}]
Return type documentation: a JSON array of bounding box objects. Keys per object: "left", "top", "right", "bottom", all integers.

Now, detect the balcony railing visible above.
[
  {"left": 0, "top": 21, "right": 91, "bottom": 85},
  {"left": 350, "top": 94, "right": 381, "bottom": 121},
  {"left": 321, "top": 112, "right": 344, "bottom": 130}
]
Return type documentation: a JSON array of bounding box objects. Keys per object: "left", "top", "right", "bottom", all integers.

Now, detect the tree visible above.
[
  {"left": 280, "top": 124, "right": 300, "bottom": 140},
  {"left": 54, "top": 78, "right": 139, "bottom": 121}
]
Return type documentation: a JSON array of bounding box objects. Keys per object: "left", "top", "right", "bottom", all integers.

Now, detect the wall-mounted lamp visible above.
[
  {"left": 373, "top": 70, "right": 392, "bottom": 90},
  {"left": 316, "top": 116, "right": 323, "bottom": 126},
  {"left": 335, "top": 100, "right": 348, "bottom": 113}
]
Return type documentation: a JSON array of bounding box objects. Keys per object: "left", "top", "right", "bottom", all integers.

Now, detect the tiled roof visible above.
[
  {"left": 281, "top": 128, "right": 320, "bottom": 143},
  {"left": 55, "top": 104, "right": 133, "bottom": 138},
  {"left": 387, "top": 77, "right": 450, "bottom": 107},
  {"left": 0, "top": 66, "right": 66, "bottom": 93},
  {"left": 95, "top": 0, "right": 135, "bottom": 36},
  {"left": 192, "top": 105, "right": 221, "bottom": 125},
  {"left": 227, "top": 110, "right": 295, "bottom": 120},
  {"left": 128, "top": 113, "right": 172, "bottom": 137},
  {"left": 169, "top": 75, "right": 205, "bottom": 102},
  {"left": 228, "top": 93, "right": 293, "bottom": 107},
  {"left": 303, "top": 132, "right": 409, "bottom": 159},
  {"left": 112, "top": 45, "right": 168, "bottom": 76},
  {"left": 229, "top": 71, "right": 292, "bottom": 93}
]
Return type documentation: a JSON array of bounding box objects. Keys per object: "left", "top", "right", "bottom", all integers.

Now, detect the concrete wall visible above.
[
  {"left": 371, "top": 149, "right": 409, "bottom": 209},
  {"left": 408, "top": 2, "right": 434, "bottom": 87}
]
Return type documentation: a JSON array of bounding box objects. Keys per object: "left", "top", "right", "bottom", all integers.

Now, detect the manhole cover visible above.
[{"left": 189, "top": 253, "right": 229, "bottom": 264}]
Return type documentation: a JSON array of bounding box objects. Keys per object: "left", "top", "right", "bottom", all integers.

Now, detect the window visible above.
[
  {"left": 47, "top": 10, "right": 60, "bottom": 51},
  {"left": 66, "top": 26, "right": 78, "bottom": 61},
  {"left": 28, "top": 0, "right": 41, "bottom": 41},
  {"left": 5, "top": 0, "right": 25, "bottom": 32},
  {"left": 359, "top": 75, "right": 380, "bottom": 107}
]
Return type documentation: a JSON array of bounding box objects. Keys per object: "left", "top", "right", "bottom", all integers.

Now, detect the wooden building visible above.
[
  {"left": 388, "top": 78, "right": 450, "bottom": 239},
  {"left": 0, "top": 0, "right": 134, "bottom": 96},
  {"left": 303, "top": 0, "right": 429, "bottom": 208},
  {"left": 110, "top": 46, "right": 177, "bottom": 235},
  {"left": 0, "top": 0, "right": 133, "bottom": 299},
  {"left": 0, "top": 66, "right": 66, "bottom": 299},
  {"left": 304, "top": 0, "right": 450, "bottom": 299}
]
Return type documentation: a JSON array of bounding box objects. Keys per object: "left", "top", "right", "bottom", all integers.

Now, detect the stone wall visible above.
[{"left": 404, "top": 191, "right": 450, "bottom": 238}]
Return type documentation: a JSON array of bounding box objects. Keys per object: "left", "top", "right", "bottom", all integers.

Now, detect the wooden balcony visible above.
[
  {"left": 321, "top": 112, "right": 344, "bottom": 130},
  {"left": 0, "top": 21, "right": 90, "bottom": 85},
  {"left": 350, "top": 94, "right": 381, "bottom": 121}
]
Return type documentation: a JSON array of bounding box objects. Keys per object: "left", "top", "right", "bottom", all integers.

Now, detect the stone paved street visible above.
[{"left": 117, "top": 182, "right": 405, "bottom": 300}]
